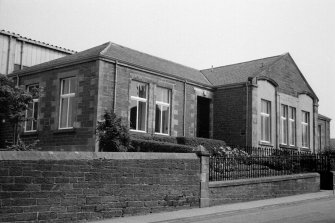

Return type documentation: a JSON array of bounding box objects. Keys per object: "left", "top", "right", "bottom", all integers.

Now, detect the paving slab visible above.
[{"left": 90, "top": 191, "right": 335, "bottom": 223}]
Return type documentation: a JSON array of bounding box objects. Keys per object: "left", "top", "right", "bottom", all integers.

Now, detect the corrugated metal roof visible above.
[{"left": 0, "top": 30, "right": 76, "bottom": 54}]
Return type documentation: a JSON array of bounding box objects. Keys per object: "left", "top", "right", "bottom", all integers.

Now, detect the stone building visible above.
[
  {"left": 4, "top": 42, "right": 330, "bottom": 152},
  {"left": 317, "top": 114, "right": 331, "bottom": 151}
]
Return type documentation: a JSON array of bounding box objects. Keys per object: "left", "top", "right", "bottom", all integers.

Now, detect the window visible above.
[
  {"left": 155, "top": 87, "right": 171, "bottom": 134},
  {"left": 59, "top": 77, "right": 75, "bottom": 129},
  {"left": 281, "top": 105, "right": 296, "bottom": 146},
  {"left": 129, "top": 81, "right": 147, "bottom": 131},
  {"left": 288, "top": 107, "right": 296, "bottom": 146},
  {"left": 24, "top": 84, "right": 39, "bottom": 132},
  {"left": 302, "top": 111, "right": 310, "bottom": 148},
  {"left": 261, "top": 99, "right": 271, "bottom": 143},
  {"left": 281, "top": 105, "right": 288, "bottom": 145}
]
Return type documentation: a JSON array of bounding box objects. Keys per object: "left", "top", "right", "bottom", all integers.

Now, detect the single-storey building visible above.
[{"left": 4, "top": 42, "right": 330, "bottom": 152}]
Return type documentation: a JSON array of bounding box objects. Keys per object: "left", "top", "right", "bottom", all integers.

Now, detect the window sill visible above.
[
  {"left": 130, "top": 129, "right": 147, "bottom": 134},
  {"left": 53, "top": 128, "right": 76, "bottom": 134},
  {"left": 279, "top": 144, "right": 298, "bottom": 150},
  {"left": 259, "top": 141, "right": 273, "bottom": 147},
  {"left": 154, "top": 133, "right": 170, "bottom": 136}
]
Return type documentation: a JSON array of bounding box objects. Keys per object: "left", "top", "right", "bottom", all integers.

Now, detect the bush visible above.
[
  {"left": 96, "top": 111, "right": 131, "bottom": 152},
  {"left": 130, "top": 139, "right": 195, "bottom": 153},
  {"left": 177, "top": 137, "right": 226, "bottom": 154},
  {"left": 130, "top": 133, "right": 178, "bottom": 144},
  {"left": 2, "top": 138, "right": 40, "bottom": 151}
]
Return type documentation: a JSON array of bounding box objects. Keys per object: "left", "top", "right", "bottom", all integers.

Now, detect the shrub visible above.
[
  {"left": 3, "top": 138, "right": 40, "bottom": 151},
  {"left": 177, "top": 137, "right": 226, "bottom": 154},
  {"left": 130, "top": 139, "right": 195, "bottom": 153},
  {"left": 130, "top": 133, "right": 178, "bottom": 144},
  {"left": 96, "top": 111, "right": 131, "bottom": 152}
]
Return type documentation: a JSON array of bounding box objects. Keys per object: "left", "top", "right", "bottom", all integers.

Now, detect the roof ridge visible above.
[
  {"left": 105, "top": 41, "right": 201, "bottom": 72},
  {"left": 0, "top": 29, "right": 76, "bottom": 53},
  {"left": 201, "top": 54, "right": 284, "bottom": 72}
]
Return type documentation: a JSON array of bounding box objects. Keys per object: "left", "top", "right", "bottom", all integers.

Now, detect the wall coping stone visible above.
[
  {"left": 209, "top": 173, "right": 320, "bottom": 188},
  {"left": 0, "top": 151, "right": 198, "bottom": 161}
]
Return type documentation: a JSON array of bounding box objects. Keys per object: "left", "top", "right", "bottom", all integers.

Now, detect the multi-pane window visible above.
[
  {"left": 155, "top": 87, "right": 171, "bottom": 134},
  {"left": 302, "top": 111, "right": 310, "bottom": 148},
  {"left": 281, "top": 105, "right": 296, "bottom": 146},
  {"left": 130, "top": 81, "right": 147, "bottom": 131},
  {"left": 281, "top": 105, "right": 288, "bottom": 145},
  {"left": 25, "top": 84, "right": 39, "bottom": 132},
  {"left": 288, "top": 107, "right": 296, "bottom": 146},
  {"left": 261, "top": 99, "right": 271, "bottom": 143},
  {"left": 59, "top": 77, "right": 75, "bottom": 129}
]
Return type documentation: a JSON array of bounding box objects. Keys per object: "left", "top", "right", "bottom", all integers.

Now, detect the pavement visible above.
[{"left": 90, "top": 190, "right": 335, "bottom": 223}]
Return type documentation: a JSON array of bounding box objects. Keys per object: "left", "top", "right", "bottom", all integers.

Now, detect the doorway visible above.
[{"left": 196, "top": 96, "right": 211, "bottom": 138}]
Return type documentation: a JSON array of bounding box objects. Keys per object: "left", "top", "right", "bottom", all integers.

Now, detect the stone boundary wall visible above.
[
  {"left": 0, "top": 151, "right": 201, "bottom": 222},
  {"left": 209, "top": 173, "right": 320, "bottom": 206}
]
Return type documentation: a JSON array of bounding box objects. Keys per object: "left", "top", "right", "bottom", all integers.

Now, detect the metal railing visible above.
[{"left": 209, "top": 146, "right": 332, "bottom": 182}]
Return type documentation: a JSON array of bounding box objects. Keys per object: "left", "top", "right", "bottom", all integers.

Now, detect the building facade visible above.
[
  {"left": 317, "top": 114, "right": 331, "bottom": 151},
  {"left": 0, "top": 30, "right": 75, "bottom": 75},
  {"left": 4, "top": 42, "right": 330, "bottom": 152}
]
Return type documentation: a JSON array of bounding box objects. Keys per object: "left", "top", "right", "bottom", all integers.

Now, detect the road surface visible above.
[{"left": 158, "top": 197, "right": 335, "bottom": 223}]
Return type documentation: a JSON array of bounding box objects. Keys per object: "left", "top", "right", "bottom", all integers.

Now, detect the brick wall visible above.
[
  {"left": 209, "top": 173, "right": 320, "bottom": 206},
  {"left": 213, "top": 85, "right": 247, "bottom": 146},
  {"left": 0, "top": 151, "right": 200, "bottom": 222}
]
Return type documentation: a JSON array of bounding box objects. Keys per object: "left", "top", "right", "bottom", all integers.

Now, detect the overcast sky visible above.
[{"left": 0, "top": 0, "right": 334, "bottom": 137}]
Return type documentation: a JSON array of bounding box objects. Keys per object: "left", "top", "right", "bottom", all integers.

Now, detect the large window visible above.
[
  {"left": 59, "top": 77, "right": 75, "bottom": 129},
  {"left": 302, "top": 111, "right": 310, "bottom": 148},
  {"left": 281, "top": 105, "right": 288, "bottom": 145},
  {"left": 24, "top": 84, "right": 39, "bottom": 132},
  {"left": 288, "top": 107, "right": 296, "bottom": 146},
  {"left": 130, "top": 81, "right": 147, "bottom": 132},
  {"left": 261, "top": 99, "right": 271, "bottom": 143},
  {"left": 281, "top": 105, "right": 296, "bottom": 146},
  {"left": 155, "top": 87, "right": 171, "bottom": 135}
]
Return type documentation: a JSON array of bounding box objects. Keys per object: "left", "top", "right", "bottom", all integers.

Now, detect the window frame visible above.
[
  {"left": 59, "top": 77, "right": 75, "bottom": 130},
  {"left": 288, "top": 107, "right": 296, "bottom": 146},
  {"left": 301, "top": 111, "right": 310, "bottom": 148},
  {"left": 260, "top": 99, "right": 271, "bottom": 143},
  {"left": 155, "top": 87, "right": 171, "bottom": 135},
  {"left": 24, "top": 84, "right": 39, "bottom": 132},
  {"left": 129, "top": 80, "right": 148, "bottom": 132},
  {"left": 280, "top": 104, "right": 288, "bottom": 145}
]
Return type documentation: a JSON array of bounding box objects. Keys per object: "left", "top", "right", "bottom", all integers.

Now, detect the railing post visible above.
[{"left": 196, "top": 145, "right": 210, "bottom": 208}]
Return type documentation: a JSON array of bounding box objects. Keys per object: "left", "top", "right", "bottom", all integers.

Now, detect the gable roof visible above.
[
  {"left": 200, "top": 55, "right": 281, "bottom": 86},
  {"left": 318, "top": 114, "right": 332, "bottom": 121},
  {"left": 13, "top": 42, "right": 211, "bottom": 86},
  {"left": 201, "top": 53, "right": 317, "bottom": 99}
]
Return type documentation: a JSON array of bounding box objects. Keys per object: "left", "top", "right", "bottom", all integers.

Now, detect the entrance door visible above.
[{"left": 197, "top": 96, "right": 211, "bottom": 138}]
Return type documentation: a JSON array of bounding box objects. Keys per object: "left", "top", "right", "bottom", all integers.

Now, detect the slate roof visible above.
[
  {"left": 318, "top": 114, "right": 332, "bottom": 121},
  {"left": 13, "top": 42, "right": 211, "bottom": 86},
  {"left": 0, "top": 30, "right": 76, "bottom": 54},
  {"left": 201, "top": 53, "right": 317, "bottom": 99},
  {"left": 200, "top": 55, "right": 282, "bottom": 86}
]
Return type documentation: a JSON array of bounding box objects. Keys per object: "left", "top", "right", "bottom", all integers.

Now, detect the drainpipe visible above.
[
  {"left": 183, "top": 80, "right": 187, "bottom": 136},
  {"left": 113, "top": 61, "right": 118, "bottom": 112}
]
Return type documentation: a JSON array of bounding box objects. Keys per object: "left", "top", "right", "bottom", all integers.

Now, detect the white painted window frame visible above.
[
  {"left": 24, "top": 84, "right": 39, "bottom": 132},
  {"left": 130, "top": 81, "right": 148, "bottom": 132},
  {"left": 301, "top": 111, "right": 310, "bottom": 148},
  {"left": 260, "top": 99, "right": 271, "bottom": 143},
  {"left": 59, "top": 78, "right": 75, "bottom": 129},
  {"left": 155, "top": 87, "right": 171, "bottom": 135}
]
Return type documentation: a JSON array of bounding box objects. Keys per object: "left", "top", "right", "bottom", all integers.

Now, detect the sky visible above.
[{"left": 0, "top": 0, "right": 334, "bottom": 137}]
